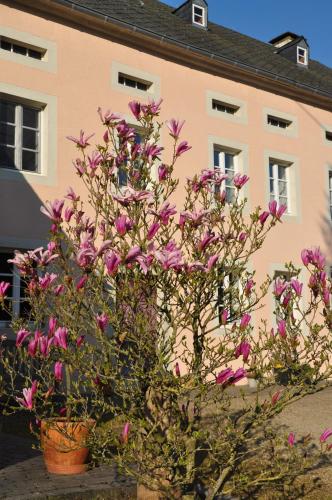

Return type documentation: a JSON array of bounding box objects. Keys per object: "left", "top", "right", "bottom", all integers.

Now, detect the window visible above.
[
  {"left": 0, "top": 252, "right": 29, "bottom": 324},
  {"left": 214, "top": 148, "right": 238, "bottom": 203},
  {"left": 0, "top": 99, "right": 40, "bottom": 173},
  {"left": 0, "top": 36, "right": 45, "bottom": 60},
  {"left": 269, "top": 160, "right": 290, "bottom": 212},
  {"left": 118, "top": 130, "right": 143, "bottom": 187},
  {"left": 212, "top": 99, "right": 239, "bottom": 116},
  {"left": 267, "top": 115, "right": 292, "bottom": 129},
  {"left": 297, "top": 47, "right": 308, "bottom": 65},
  {"left": 326, "top": 131, "right": 332, "bottom": 142},
  {"left": 192, "top": 4, "right": 206, "bottom": 26},
  {"left": 118, "top": 73, "right": 151, "bottom": 92}
]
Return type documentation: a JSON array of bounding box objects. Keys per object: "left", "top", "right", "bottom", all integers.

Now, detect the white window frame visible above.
[
  {"left": 0, "top": 98, "right": 41, "bottom": 173},
  {"left": 329, "top": 171, "right": 332, "bottom": 221},
  {"left": 214, "top": 147, "right": 240, "bottom": 204},
  {"left": 269, "top": 160, "right": 290, "bottom": 214},
  {"left": 192, "top": 4, "right": 206, "bottom": 27},
  {"left": 297, "top": 46, "right": 308, "bottom": 65}
]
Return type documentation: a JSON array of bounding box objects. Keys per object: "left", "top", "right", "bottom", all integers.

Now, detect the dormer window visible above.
[
  {"left": 192, "top": 4, "right": 206, "bottom": 27},
  {"left": 297, "top": 47, "right": 308, "bottom": 65}
]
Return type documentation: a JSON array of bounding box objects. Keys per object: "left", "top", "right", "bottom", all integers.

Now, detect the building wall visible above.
[{"left": 1, "top": 2, "right": 332, "bottom": 328}]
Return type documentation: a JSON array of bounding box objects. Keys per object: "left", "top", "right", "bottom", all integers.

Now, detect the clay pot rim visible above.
[{"left": 41, "top": 418, "right": 96, "bottom": 429}]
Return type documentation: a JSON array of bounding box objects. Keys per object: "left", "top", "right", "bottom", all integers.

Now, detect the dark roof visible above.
[
  {"left": 53, "top": 0, "right": 332, "bottom": 99},
  {"left": 269, "top": 31, "right": 301, "bottom": 45}
]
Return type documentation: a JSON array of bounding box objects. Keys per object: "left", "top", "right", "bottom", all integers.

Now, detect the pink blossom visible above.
[
  {"left": 54, "top": 361, "right": 63, "bottom": 381},
  {"left": 96, "top": 312, "right": 109, "bottom": 332},
  {"left": 323, "top": 288, "right": 330, "bottom": 306},
  {"left": 113, "top": 186, "right": 153, "bottom": 206},
  {"left": 73, "top": 158, "right": 85, "bottom": 176},
  {"left": 67, "top": 130, "right": 94, "bottom": 148},
  {"left": 65, "top": 187, "right": 80, "bottom": 202},
  {"left": 16, "top": 381, "right": 38, "bottom": 410},
  {"left": 16, "top": 329, "right": 31, "bottom": 347},
  {"left": 198, "top": 232, "right": 219, "bottom": 252},
  {"left": 76, "top": 335, "right": 85, "bottom": 348},
  {"left": 233, "top": 173, "right": 249, "bottom": 189},
  {"left": 40, "top": 199, "right": 64, "bottom": 222},
  {"left": 64, "top": 207, "right": 74, "bottom": 223},
  {"left": 54, "top": 327, "right": 68, "bottom": 350},
  {"left": 0, "top": 281, "right": 10, "bottom": 299},
  {"left": 301, "top": 249, "right": 310, "bottom": 266},
  {"left": 259, "top": 211, "right": 270, "bottom": 225},
  {"left": 166, "top": 119, "right": 185, "bottom": 139},
  {"left": 76, "top": 275, "right": 88, "bottom": 290},
  {"left": 128, "top": 101, "right": 141, "bottom": 121},
  {"left": 320, "top": 429, "right": 332, "bottom": 443},
  {"left": 115, "top": 215, "right": 134, "bottom": 236},
  {"left": 121, "top": 422, "right": 131, "bottom": 444},
  {"left": 105, "top": 251, "right": 121, "bottom": 276},
  {"left": 235, "top": 341, "right": 251, "bottom": 362},
  {"left": 291, "top": 279, "right": 303, "bottom": 297},
  {"left": 48, "top": 317, "right": 57, "bottom": 336},
  {"left": 288, "top": 432, "right": 295, "bottom": 447},
  {"left": 175, "top": 362, "right": 181, "bottom": 377},
  {"left": 87, "top": 151, "right": 103, "bottom": 172},
  {"left": 274, "top": 278, "right": 288, "bottom": 298},
  {"left": 282, "top": 292, "right": 292, "bottom": 308},
  {"left": 141, "top": 98, "right": 163, "bottom": 116},
  {"left": 271, "top": 390, "right": 282, "bottom": 405},
  {"left": 125, "top": 246, "right": 142, "bottom": 264},
  {"left": 147, "top": 222, "right": 160, "bottom": 241},
  {"left": 39, "top": 336, "right": 54, "bottom": 357},
  {"left": 216, "top": 367, "right": 246, "bottom": 387},
  {"left": 154, "top": 244, "right": 183, "bottom": 270},
  {"left": 277, "top": 319, "right": 287, "bottom": 338},
  {"left": 268, "top": 200, "right": 287, "bottom": 219},
  {"left": 238, "top": 232, "right": 247, "bottom": 242},
  {"left": 240, "top": 313, "right": 251, "bottom": 330},
  {"left": 97, "top": 107, "right": 121, "bottom": 125},
  {"left": 28, "top": 331, "right": 42, "bottom": 357},
  {"left": 143, "top": 142, "right": 164, "bottom": 163},
  {"left": 175, "top": 141, "right": 191, "bottom": 157},
  {"left": 150, "top": 202, "right": 177, "bottom": 226},
  {"left": 54, "top": 284, "right": 65, "bottom": 296},
  {"left": 158, "top": 164, "right": 169, "bottom": 181},
  {"left": 206, "top": 254, "right": 219, "bottom": 272},
  {"left": 220, "top": 309, "right": 229, "bottom": 326},
  {"left": 244, "top": 279, "right": 254, "bottom": 296},
  {"left": 39, "top": 273, "right": 57, "bottom": 290}
]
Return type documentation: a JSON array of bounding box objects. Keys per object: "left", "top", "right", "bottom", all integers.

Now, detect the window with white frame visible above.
[
  {"left": 192, "top": 4, "right": 206, "bottom": 26},
  {"left": 212, "top": 99, "right": 239, "bottom": 116},
  {"left": 118, "top": 73, "right": 152, "bottom": 92},
  {"left": 118, "top": 129, "right": 143, "bottom": 187},
  {"left": 0, "top": 251, "right": 29, "bottom": 324},
  {"left": 297, "top": 47, "right": 308, "bottom": 65},
  {"left": 214, "top": 147, "right": 239, "bottom": 203},
  {"left": 0, "top": 99, "right": 41, "bottom": 173},
  {"left": 267, "top": 115, "right": 292, "bottom": 129},
  {"left": 269, "top": 160, "right": 290, "bottom": 212},
  {"left": 0, "top": 36, "right": 45, "bottom": 60}
]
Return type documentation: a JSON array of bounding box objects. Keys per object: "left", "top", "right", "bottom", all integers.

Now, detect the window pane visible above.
[
  {"left": 23, "top": 128, "right": 38, "bottom": 149},
  {"left": 20, "top": 278, "right": 31, "bottom": 319},
  {"left": 279, "top": 196, "right": 288, "bottom": 208},
  {"left": 0, "top": 146, "right": 15, "bottom": 168},
  {"left": 278, "top": 165, "right": 286, "bottom": 180},
  {"left": 22, "top": 150, "right": 38, "bottom": 172},
  {"left": 225, "top": 153, "right": 234, "bottom": 171},
  {"left": 28, "top": 49, "right": 42, "bottom": 60},
  {"left": 0, "top": 101, "right": 15, "bottom": 124},
  {"left": 226, "top": 187, "right": 235, "bottom": 204},
  {"left": 278, "top": 181, "right": 287, "bottom": 197},
  {"left": 0, "top": 253, "right": 13, "bottom": 275},
  {"left": 13, "top": 44, "right": 27, "bottom": 56},
  {"left": 118, "top": 168, "right": 127, "bottom": 187},
  {"left": 0, "top": 40, "right": 11, "bottom": 51},
  {"left": 0, "top": 124, "right": 15, "bottom": 145},
  {"left": 329, "top": 173, "right": 332, "bottom": 190},
  {"left": 269, "top": 178, "right": 275, "bottom": 194},
  {"left": 135, "top": 133, "right": 142, "bottom": 145},
  {"left": 23, "top": 107, "right": 39, "bottom": 128},
  {"left": 269, "top": 163, "right": 274, "bottom": 178}
]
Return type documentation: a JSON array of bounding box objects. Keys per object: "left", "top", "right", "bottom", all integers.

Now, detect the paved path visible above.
[{"left": 0, "top": 433, "right": 135, "bottom": 499}]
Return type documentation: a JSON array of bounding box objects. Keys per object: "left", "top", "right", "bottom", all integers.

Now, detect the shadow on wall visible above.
[{"left": 0, "top": 172, "right": 51, "bottom": 251}]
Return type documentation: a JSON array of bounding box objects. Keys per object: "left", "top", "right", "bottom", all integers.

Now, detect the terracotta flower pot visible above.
[{"left": 41, "top": 418, "right": 95, "bottom": 475}]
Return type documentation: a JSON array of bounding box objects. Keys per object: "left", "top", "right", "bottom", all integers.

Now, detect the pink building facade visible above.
[{"left": 1, "top": 0, "right": 332, "bottom": 333}]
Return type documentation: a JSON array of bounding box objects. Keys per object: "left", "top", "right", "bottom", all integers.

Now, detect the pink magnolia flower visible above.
[
  {"left": 96, "top": 312, "right": 109, "bottom": 332},
  {"left": 216, "top": 367, "right": 246, "bottom": 387},
  {"left": 240, "top": 313, "right": 251, "bottom": 330},
  {"left": 67, "top": 130, "right": 94, "bottom": 148},
  {"left": 175, "top": 362, "right": 181, "bottom": 377},
  {"left": 166, "top": 119, "right": 185, "bottom": 139},
  {"left": 76, "top": 275, "right": 88, "bottom": 290},
  {"left": 128, "top": 101, "right": 141, "bottom": 121},
  {"left": 54, "top": 327, "right": 68, "bottom": 350},
  {"left": 54, "top": 284, "right": 65, "bottom": 296},
  {"left": 76, "top": 335, "right": 85, "bottom": 348},
  {"left": 54, "top": 361, "right": 63, "bottom": 381},
  {"left": 39, "top": 273, "right": 57, "bottom": 290},
  {"left": 113, "top": 187, "right": 153, "bottom": 206},
  {"left": 259, "top": 211, "right": 270, "bottom": 225},
  {"left": 40, "top": 200, "right": 64, "bottom": 222},
  {"left": 198, "top": 232, "right": 219, "bottom": 253},
  {"left": 150, "top": 202, "right": 177, "bottom": 226},
  {"left": 97, "top": 107, "right": 121, "bottom": 125},
  {"left": 235, "top": 341, "right": 251, "bottom": 362},
  {"left": 274, "top": 278, "right": 288, "bottom": 298},
  {"left": 125, "top": 246, "right": 142, "bottom": 264},
  {"left": 154, "top": 244, "right": 183, "bottom": 270},
  {"left": 244, "top": 279, "right": 254, "bottom": 296},
  {"left": 121, "top": 422, "right": 131, "bottom": 444},
  {"left": 115, "top": 215, "right": 134, "bottom": 236},
  {"left": 141, "top": 98, "right": 163, "bottom": 116},
  {"left": 87, "top": 151, "right": 103, "bottom": 173},
  {"left": 65, "top": 187, "right": 80, "bottom": 202},
  {"left": 39, "top": 336, "right": 54, "bottom": 357},
  {"left": 220, "top": 309, "right": 229, "bottom": 326},
  {"left": 323, "top": 288, "right": 330, "bottom": 306},
  {"left": 143, "top": 143, "right": 164, "bottom": 163},
  {"left": 147, "top": 222, "right": 160, "bottom": 241},
  {"left": 277, "top": 319, "right": 287, "bottom": 338},
  {"left": 158, "top": 164, "right": 169, "bottom": 181},
  {"left": 175, "top": 141, "right": 191, "bottom": 157},
  {"left": 0, "top": 281, "right": 10, "bottom": 299},
  {"left": 28, "top": 331, "right": 42, "bottom": 357},
  {"left": 64, "top": 207, "right": 74, "bottom": 223},
  {"left": 105, "top": 251, "right": 121, "bottom": 276},
  {"left": 48, "top": 317, "right": 57, "bottom": 336},
  {"left": 320, "top": 428, "right": 332, "bottom": 443},
  {"left": 16, "top": 329, "right": 31, "bottom": 347},
  {"left": 268, "top": 200, "right": 287, "bottom": 219},
  {"left": 206, "top": 254, "right": 219, "bottom": 272},
  {"left": 233, "top": 173, "right": 249, "bottom": 189},
  {"left": 288, "top": 432, "right": 295, "bottom": 447},
  {"left": 17, "top": 381, "right": 38, "bottom": 410},
  {"left": 271, "top": 390, "right": 282, "bottom": 405},
  {"left": 291, "top": 279, "right": 303, "bottom": 297}
]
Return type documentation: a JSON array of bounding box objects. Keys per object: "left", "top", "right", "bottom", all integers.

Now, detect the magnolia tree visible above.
[{"left": 1, "top": 99, "right": 332, "bottom": 498}]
